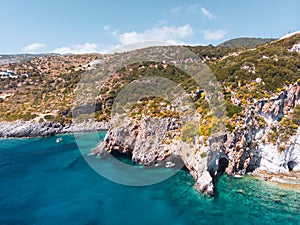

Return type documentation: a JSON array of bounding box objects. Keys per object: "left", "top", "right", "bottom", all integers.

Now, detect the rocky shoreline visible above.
[
  {"left": 252, "top": 170, "right": 300, "bottom": 191},
  {"left": 0, "top": 120, "right": 109, "bottom": 138}
]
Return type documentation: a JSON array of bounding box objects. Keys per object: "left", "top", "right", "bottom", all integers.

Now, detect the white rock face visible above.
[
  {"left": 258, "top": 130, "right": 300, "bottom": 173},
  {"left": 196, "top": 171, "right": 213, "bottom": 195},
  {"left": 290, "top": 43, "right": 300, "bottom": 53}
]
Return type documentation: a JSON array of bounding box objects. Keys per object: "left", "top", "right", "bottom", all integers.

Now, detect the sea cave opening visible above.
[
  {"left": 209, "top": 153, "right": 229, "bottom": 198},
  {"left": 218, "top": 157, "right": 229, "bottom": 174},
  {"left": 287, "top": 161, "right": 296, "bottom": 171},
  {"left": 110, "top": 149, "right": 133, "bottom": 165}
]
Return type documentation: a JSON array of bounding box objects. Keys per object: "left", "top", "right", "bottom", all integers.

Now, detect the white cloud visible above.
[
  {"left": 113, "top": 24, "right": 193, "bottom": 46},
  {"left": 203, "top": 30, "right": 227, "bottom": 41},
  {"left": 53, "top": 42, "right": 99, "bottom": 54},
  {"left": 201, "top": 7, "right": 213, "bottom": 19},
  {"left": 102, "top": 24, "right": 196, "bottom": 52},
  {"left": 21, "top": 42, "right": 46, "bottom": 53}
]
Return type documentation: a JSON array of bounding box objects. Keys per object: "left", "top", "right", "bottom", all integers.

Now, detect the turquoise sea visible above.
[{"left": 0, "top": 132, "right": 299, "bottom": 225}]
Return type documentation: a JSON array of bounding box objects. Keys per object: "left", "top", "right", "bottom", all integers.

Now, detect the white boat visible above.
[
  {"left": 166, "top": 161, "right": 175, "bottom": 168},
  {"left": 56, "top": 138, "right": 62, "bottom": 143},
  {"left": 233, "top": 174, "right": 243, "bottom": 179}
]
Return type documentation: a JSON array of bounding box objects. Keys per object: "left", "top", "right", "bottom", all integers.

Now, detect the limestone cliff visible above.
[
  {"left": 93, "top": 82, "right": 300, "bottom": 196},
  {"left": 93, "top": 116, "right": 226, "bottom": 196}
]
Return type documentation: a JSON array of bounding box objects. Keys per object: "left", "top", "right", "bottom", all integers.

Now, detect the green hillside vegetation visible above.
[
  {"left": 92, "top": 61, "right": 209, "bottom": 122},
  {"left": 185, "top": 45, "right": 239, "bottom": 59},
  {"left": 0, "top": 70, "right": 83, "bottom": 123},
  {"left": 210, "top": 33, "right": 300, "bottom": 104}
]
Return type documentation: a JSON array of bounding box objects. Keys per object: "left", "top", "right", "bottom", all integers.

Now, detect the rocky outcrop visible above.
[
  {"left": 93, "top": 115, "right": 229, "bottom": 196},
  {"left": 0, "top": 120, "right": 109, "bottom": 138},
  {"left": 94, "top": 117, "right": 181, "bottom": 165}
]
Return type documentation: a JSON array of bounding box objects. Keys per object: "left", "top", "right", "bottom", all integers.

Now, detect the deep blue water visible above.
[{"left": 0, "top": 133, "right": 299, "bottom": 225}]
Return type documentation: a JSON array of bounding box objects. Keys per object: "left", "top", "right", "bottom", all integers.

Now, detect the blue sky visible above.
[{"left": 0, "top": 0, "right": 299, "bottom": 54}]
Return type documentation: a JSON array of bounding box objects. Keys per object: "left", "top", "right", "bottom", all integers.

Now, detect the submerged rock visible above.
[{"left": 236, "top": 189, "right": 247, "bottom": 196}]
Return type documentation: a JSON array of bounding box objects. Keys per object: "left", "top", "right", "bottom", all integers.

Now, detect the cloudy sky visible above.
[{"left": 0, "top": 0, "right": 299, "bottom": 54}]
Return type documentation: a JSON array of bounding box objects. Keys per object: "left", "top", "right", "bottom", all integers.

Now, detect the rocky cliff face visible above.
[
  {"left": 93, "top": 82, "right": 300, "bottom": 196},
  {"left": 93, "top": 116, "right": 223, "bottom": 196},
  {"left": 94, "top": 117, "right": 181, "bottom": 165}
]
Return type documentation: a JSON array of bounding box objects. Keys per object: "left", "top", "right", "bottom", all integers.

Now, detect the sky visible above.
[{"left": 0, "top": 0, "right": 299, "bottom": 54}]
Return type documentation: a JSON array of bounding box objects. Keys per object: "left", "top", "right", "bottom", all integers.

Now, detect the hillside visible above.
[
  {"left": 0, "top": 54, "right": 101, "bottom": 122},
  {"left": 219, "top": 37, "right": 276, "bottom": 48},
  {"left": 0, "top": 34, "right": 299, "bottom": 126},
  {"left": 0, "top": 53, "right": 59, "bottom": 66},
  {"left": 212, "top": 33, "right": 300, "bottom": 96}
]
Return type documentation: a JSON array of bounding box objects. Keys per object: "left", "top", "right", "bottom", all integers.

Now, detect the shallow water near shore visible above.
[{"left": 0, "top": 133, "right": 299, "bottom": 225}]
